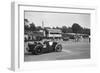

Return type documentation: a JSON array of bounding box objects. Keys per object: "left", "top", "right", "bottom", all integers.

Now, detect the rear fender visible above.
[
  {"left": 28, "top": 43, "right": 36, "bottom": 51},
  {"left": 34, "top": 44, "right": 43, "bottom": 51}
]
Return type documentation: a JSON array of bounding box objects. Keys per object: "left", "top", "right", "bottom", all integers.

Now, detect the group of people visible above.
[{"left": 74, "top": 35, "right": 90, "bottom": 42}]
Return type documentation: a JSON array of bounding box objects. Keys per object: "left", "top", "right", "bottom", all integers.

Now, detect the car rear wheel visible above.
[
  {"left": 55, "top": 44, "right": 62, "bottom": 52},
  {"left": 34, "top": 45, "right": 42, "bottom": 55}
]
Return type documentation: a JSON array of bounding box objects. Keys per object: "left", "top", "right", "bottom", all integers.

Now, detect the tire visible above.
[
  {"left": 55, "top": 44, "right": 62, "bottom": 52},
  {"left": 34, "top": 45, "right": 42, "bottom": 55}
]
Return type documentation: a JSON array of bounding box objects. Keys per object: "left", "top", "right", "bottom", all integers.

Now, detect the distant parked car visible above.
[
  {"left": 62, "top": 37, "right": 69, "bottom": 41},
  {"left": 28, "top": 40, "right": 62, "bottom": 55}
]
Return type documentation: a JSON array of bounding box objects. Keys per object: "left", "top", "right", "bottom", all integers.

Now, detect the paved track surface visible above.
[{"left": 24, "top": 39, "right": 90, "bottom": 62}]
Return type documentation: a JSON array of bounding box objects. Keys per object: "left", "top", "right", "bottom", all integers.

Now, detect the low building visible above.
[
  {"left": 62, "top": 33, "right": 76, "bottom": 39},
  {"left": 46, "top": 29, "right": 62, "bottom": 39}
]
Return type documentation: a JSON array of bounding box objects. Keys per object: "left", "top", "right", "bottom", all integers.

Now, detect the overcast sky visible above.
[{"left": 24, "top": 11, "right": 90, "bottom": 28}]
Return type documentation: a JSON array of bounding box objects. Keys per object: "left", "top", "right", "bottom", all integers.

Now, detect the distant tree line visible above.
[
  {"left": 24, "top": 19, "right": 90, "bottom": 35},
  {"left": 24, "top": 19, "right": 43, "bottom": 31}
]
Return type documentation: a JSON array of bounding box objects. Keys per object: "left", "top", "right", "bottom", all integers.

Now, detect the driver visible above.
[{"left": 49, "top": 38, "right": 54, "bottom": 46}]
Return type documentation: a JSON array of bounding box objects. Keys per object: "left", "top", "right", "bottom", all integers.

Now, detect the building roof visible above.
[{"left": 47, "top": 29, "right": 62, "bottom": 33}]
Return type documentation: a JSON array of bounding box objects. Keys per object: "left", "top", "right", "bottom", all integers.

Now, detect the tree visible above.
[
  {"left": 36, "top": 26, "right": 42, "bottom": 31},
  {"left": 44, "top": 28, "right": 49, "bottom": 38},
  {"left": 24, "top": 25, "right": 30, "bottom": 31},
  {"left": 24, "top": 19, "right": 29, "bottom": 22},
  {"left": 72, "top": 23, "right": 83, "bottom": 34},
  {"left": 24, "top": 19, "right": 30, "bottom": 31},
  {"left": 61, "top": 26, "right": 68, "bottom": 33},
  {"left": 29, "top": 22, "right": 36, "bottom": 31},
  {"left": 66, "top": 27, "right": 73, "bottom": 33},
  {"left": 52, "top": 27, "right": 55, "bottom": 29},
  {"left": 82, "top": 28, "right": 90, "bottom": 35},
  {"left": 24, "top": 19, "right": 29, "bottom": 25},
  {"left": 56, "top": 26, "right": 61, "bottom": 29}
]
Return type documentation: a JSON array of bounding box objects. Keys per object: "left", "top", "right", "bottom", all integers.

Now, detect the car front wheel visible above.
[{"left": 55, "top": 44, "right": 62, "bottom": 52}]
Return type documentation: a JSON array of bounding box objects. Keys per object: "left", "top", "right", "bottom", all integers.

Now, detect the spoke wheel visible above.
[
  {"left": 55, "top": 45, "right": 62, "bottom": 52},
  {"left": 34, "top": 46, "right": 42, "bottom": 55}
]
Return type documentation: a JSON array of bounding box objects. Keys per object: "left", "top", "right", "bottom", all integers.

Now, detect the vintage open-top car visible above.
[{"left": 27, "top": 40, "right": 62, "bottom": 55}]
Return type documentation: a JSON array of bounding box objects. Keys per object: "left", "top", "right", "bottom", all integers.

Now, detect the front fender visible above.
[
  {"left": 28, "top": 43, "right": 36, "bottom": 52},
  {"left": 34, "top": 44, "right": 43, "bottom": 50}
]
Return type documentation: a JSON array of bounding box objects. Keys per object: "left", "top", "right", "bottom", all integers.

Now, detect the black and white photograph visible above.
[{"left": 24, "top": 11, "right": 90, "bottom": 62}]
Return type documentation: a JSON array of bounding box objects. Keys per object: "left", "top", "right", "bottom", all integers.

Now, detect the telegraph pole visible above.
[
  {"left": 42, "top": 20, "right": 44, "bottom": 29},
  {"left": 42, "top": 20, "right": 45, "bottom": 37}
]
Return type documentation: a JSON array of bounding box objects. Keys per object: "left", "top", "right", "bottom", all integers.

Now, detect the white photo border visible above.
[{"left": 11, "top": 2, "right": 97, "bottom": 71}]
